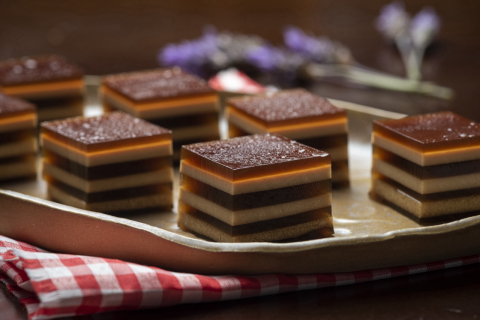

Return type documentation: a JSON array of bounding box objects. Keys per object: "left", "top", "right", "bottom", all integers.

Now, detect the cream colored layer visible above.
[
  {"left": 178, "top": 209, "right": 333, "bottom": 243},
  {"left": 180, "top": 188, "right": 331, "bottom": 226},
  {"left": 372, "top": 132, "right": 480, "bottom": 166},
  {"left": 101, "top": 86, "right": 218, "bottom": 119},
  {"left": 48, "top": 184, "right": 173, "bottom": 212},
  {"left": 37, "top": 102, "right": 83, "bottom": 122},
  {"left": 0, "top": 113, "right": 36, "bottom": 133},
  {"left": 43, "top": 162, "right": 173, "bottom": 193},
  {"left": 226, "top": 107, "right": 348, "bottom": 140},
  {"left": 371, "top": 177, "right": 480, "bottom": 218},
  {"left": 324, "top": 145, "right": 348, "bottom": 161},
  {"left": 172, "top": 122, "right": 219, "bottom": 141},
  {"left": 1, "top": 79, "right": 84, "bottom": 99},
  {"left": 0, "top": 137, "right": 37, "bottom": 158},
  {"left": 0, "top": 158, "right": 36, "bottom": 180},
  {"left": 373, "top": 157, "right": 480, "bottom": 194},
  {"left": 42, "top": 134, "right": 172, "bottom": 167},
  {"left": 180, "top": 161, "right": 331, "bottom": 195}
]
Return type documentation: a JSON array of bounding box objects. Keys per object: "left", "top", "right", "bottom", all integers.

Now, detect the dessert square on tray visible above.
[
  {"left": 0, "top": 55, "right": 84, "bottom": 122},
  {"left": 178, "top": 133, "right": 333, "bottom": 242},
  {"left": 370, "top": 111, "right": 480, "bottom": 218},
  {"left": 40, "top": 111, "right": 173, "bottom": 213},
  {"left": 0, "top": 93, "right": 37, "bottom": 182},
  {"left": 100, "top": 67, "right": 220, "bottom": 159},
  {"left": 226, "top": 89, "right": 349, "bottom": 188}
]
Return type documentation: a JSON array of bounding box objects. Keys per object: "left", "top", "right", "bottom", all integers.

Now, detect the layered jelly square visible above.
[
  {"left": 178, "top": 133, "right": 333, "bottom": 242},
  {"left": 0, "top": 55, "right": 84, "bottom": 122},
  {"left": 0, "top": 94, "right": 37, "bottom": 181},
  {"left": 370, "top": 111, "right": 480, "bottom": 218},
  {"left": 100, "top": 67, "right": 220, "bottom": 159},
  {"left": 41, "top": 112, "right": 173, "bottom": 213},
  {"left": 226, "top": 89, "right": 349, "bottom": 187}
]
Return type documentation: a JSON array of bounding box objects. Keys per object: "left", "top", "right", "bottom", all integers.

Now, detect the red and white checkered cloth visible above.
[{"left": 1, "top": 234, "right": 479, "bottom": 320}]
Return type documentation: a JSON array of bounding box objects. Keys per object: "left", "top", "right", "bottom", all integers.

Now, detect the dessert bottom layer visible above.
[
  {"left": 47, "top": 179, "right": 173, "bottom": 212},
  {"left": 370, "top": 173, "right": 480, "bottom": 218},
  {"left": 0, "top": 154, "right": 36, "bottom": 182},
  {"left": 178, "top": 201, "right": 333, "bottom": 242}
]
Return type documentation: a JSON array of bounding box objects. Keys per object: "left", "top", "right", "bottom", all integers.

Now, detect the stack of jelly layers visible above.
[
  {"left": 41, "top": 111, "right": 174, "bottom": 213},
  {"left": 226, "top": 89, "right": 349, "bottom": 188},
  {"left": 370, "top": 111, "right": 480, "bottom": 219},
  {"left": 0, "top": 93, "right": 37, "bottom": 182},
  {"left": 100, "top": 67, "right": 220, "bottom": 160},
  {"left": 178, "top": 134, "right": 333, "bottom": 242}
]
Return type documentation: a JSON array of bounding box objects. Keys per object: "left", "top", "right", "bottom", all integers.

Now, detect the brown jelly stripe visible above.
[
  {"left": 372, "top": 172, "right": 480, "bottom": 202},
  {"left": 332, "top": 160, "right": 348, "bottom": 171},
  {"left": 374, "top": 145, "right": 480, "bottom": 178},
  {"left": 373, "top": 123, "right": 480, "bottom": 152},
  {"left": 0, "top": 129, "right": 36, "bottom": 144},
  {"left": 30, "top": 96, "right": 83, "bottom": 108},
  {"left": 181, "top": 174, "right": 331, "bottom": 211},
  {"left": 296, "top": 134, "right": 348, "bottom": 150},
  {"left": 43, "top": 149, "right": 172, "bottom": 180},
  {"left": 149, "top": 112, "right": 218, "bottom": 129},
  {"left": 45, "top": 176, "right": 171, "bottom": 202},
  {"left": 0, "top": 154, "right": 36, "bottom": 165},
  {"left": 181, "top": 148, "right": 329, "bottom": 181},
  {"left": 179, "top": 201, "right": 332, "bottom": 236}
]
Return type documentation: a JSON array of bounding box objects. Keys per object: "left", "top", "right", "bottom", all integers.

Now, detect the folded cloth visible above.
[{"left": 1, "top": 235, "right": 479, "bottom": 320}]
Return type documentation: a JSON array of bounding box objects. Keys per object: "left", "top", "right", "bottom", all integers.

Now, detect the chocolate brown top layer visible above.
[
  {"left": 374, "top": 112, "right": 480, "bottom": 151},
  {"left": 102, "top": 67, "right": 215, "bottom": 102},
  {"left": 227, "top": 89, "right": 345, "bottom": 124},
  {"left": 41, "top": 111, "right": 171, "bottom": 146},
  {"left": 183, "top": 134, "right": 329, "bottom": 171},
  {"left": 0, "top": 93, "right": 36, "bottom": 116},
  {"left": 0, "top": 55, "right": 84, "bottom": 86}
]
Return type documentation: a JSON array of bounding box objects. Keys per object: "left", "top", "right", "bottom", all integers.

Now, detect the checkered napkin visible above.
[{"left": 1, "top": 235, "right": 479, "bottom": 320}]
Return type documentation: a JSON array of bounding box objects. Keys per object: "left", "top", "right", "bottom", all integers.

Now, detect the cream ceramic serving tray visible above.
[{"left": 1, "top": 85, "right": 480, "bottom": 275}]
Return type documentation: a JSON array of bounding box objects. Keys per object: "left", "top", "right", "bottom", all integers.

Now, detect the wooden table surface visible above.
[{"left": 1, "top": 0, "right": 480, "bottom": 319}]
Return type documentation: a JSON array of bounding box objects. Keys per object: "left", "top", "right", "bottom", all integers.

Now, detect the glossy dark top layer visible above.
[
  {"left": 0, "top": 93, "right": 36, "bottom": 116},
  {"left": 374, "top": 112, "right": 480, "bottom": 146},
  {"left": 227, "top": 89, "right": 345, "bottom": 123},
  {"left": 102, "top": 67, "right": 215, "bottom": 101},
  {"left": 0, "top": 55, "right": 84, "bottom": 86},
  {"left": 41, "top": 112, "right": 171, "bottom": 145},
  {"left": 183, "top": 134, "right": 329, "bottom": 170}
]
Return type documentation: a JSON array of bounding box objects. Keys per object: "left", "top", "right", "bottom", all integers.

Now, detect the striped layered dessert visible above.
[
  {"left": 178, "top": 134, "right": 333, "bottom": 242},
  {"left": 41, "top": 111, "right": 173, "bottom": 213},
  {"left": 0, "top": 55, "right": 84, "bottom": 122},
  {"left": 226, "top": 89, "right": 349, "bottom": 188},
  {"left": 0, "top": 94, "right": 37, "bottom": 182},
  {"left": 370, "top": 111, "right": 480, "bottom": 218},
  {"left": 100, "top": 67, "right": 220, "bottom": 160}
]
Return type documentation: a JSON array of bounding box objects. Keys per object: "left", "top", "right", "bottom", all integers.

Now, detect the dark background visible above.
[{"left": 1, "top": 0, "right": 480, "bottom": 119}]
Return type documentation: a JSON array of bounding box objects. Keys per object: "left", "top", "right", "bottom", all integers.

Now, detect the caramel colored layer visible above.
[
  {"left": 43, "top": 163, "right": 173, "bottom": 193},
  {"left": 48, "top": 183, "right": 173, "bottom": 213},
  {"left": 181, "top": 160, "right": 331, "bottom": 195},
  {"left": 0, "top": 137, "right": 37, "bottom": 158},
  {"left": 0, "top": 112, "right": 36, "bottom": 133},
  {"left": 0, "top": 156, "right": 36, "bottom": 181},
  {"left": 1, "top": 79, "right": 84, "bottom": 100},
  {"left": 44, "top": 149, "right": 171, "bottom": 180},
  {"left": 101, "top": 86, "right": 219, "bottom": 119},
  {"left": 178, "top": 202, "right": 333, "bottom": 242},
  {"left": 227, "top": 107, "right": 348, "bottom": 140},
  {"left": 42, "top": 133, "right": 172, "bottom": 167},
  {"left": 371, "top": 173, "right": 480, "bottom": 218},
  {"left": 372, "top": 131, "right": 480, "bottom": 166},
  {"left": 181, "top": 174, "right": 331, "bottom": 211}
]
